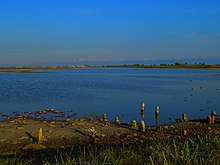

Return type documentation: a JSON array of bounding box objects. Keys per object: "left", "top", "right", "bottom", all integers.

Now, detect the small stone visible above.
[
  {"left": 170, "top": 125, "right": 175, "bottom": 129},
  {"left": 50, "top": 121, "right": 55, "bottom": 125},
  {"left": 133, "top": 133, "right": 138, "bottom": 137},
  {"left": 22, "top": 143, "right": 46, "bottom": 151},
  {"left": 66, "top": 119, "right": 71, "bottom": 122},
  {"left": 0, "top": 138, "right": 7, "bottom": 142},
  {"left": 13, "top": 141, "right": 21, "bottom": 145},
  {"left": 79, "top": 118, "right": 84, "bottom": 122},
  {"left": 17, "top": 127, "right": 24, "bottom": 130},
  {"left": 19, "top": 136, "right": 29, "bottom": 140}
]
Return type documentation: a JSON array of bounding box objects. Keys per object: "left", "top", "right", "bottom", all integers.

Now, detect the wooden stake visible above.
[
  {"left": 38, "top": 128, "right": 43, "bottom": 144},
  {"left": 140, "top": 120, "right": 145, "bottom": 132}
]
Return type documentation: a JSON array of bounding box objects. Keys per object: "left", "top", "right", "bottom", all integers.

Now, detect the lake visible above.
[{"left": 0, "top": 68, "right": 220, "bottom": 125}]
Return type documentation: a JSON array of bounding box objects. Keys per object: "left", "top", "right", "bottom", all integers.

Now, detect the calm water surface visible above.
[{"left": 0, "top": 68, "right": 220, "bottom": 125}]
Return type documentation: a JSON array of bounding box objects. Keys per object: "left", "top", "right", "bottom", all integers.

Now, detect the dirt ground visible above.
[{"left": 0, "top": 111, "right": 219, "bottom": 155}]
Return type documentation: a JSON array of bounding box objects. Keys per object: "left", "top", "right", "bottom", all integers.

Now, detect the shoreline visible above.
[
  {"left": 0, "top": 64, "right": 220, "bottom": 73},
  {"left": 0, "top": 111, "right": 219, "bottom": 155}
]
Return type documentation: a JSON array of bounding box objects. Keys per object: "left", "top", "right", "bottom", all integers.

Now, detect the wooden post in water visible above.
[
  {"left": 155, "top": 105, "right": 159, "bottom": 116},
  {"left": 182, "top": 114, "right": 188, "bottom": 122},
  {"left": 155, "top": 105, "right": 159, "bottom": 124},
  {"left": 102, "top": 113, "right": 107, "bottom": 122},
  {"left": 140, "top": 103, "right": 145, "bottom": 111},
  {"left": 140, "top": 103, "right": 145, "bottom": 118},
  {"left": 115, "top": 116, "right": 120, "bottom": 125}
]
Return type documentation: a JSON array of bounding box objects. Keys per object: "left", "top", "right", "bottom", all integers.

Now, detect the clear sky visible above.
[{"left": 0, "top": 0, "right": 220, "bottom": 66}]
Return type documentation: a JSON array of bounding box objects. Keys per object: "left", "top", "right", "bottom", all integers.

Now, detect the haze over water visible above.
[{"left": 0, "top": 68, "right": 219, "bottom": 125}]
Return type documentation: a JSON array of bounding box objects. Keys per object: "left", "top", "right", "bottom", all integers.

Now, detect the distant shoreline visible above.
[{"left": 0, "top": 62, "right": 220, "bottom": 73}]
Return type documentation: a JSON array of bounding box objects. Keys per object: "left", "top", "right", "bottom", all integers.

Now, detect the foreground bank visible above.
[{"left": 0, "top": 110, "right": 220, "bottom": 164}]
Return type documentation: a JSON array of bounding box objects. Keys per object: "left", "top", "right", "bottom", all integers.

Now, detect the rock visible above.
[
  {"left": 17, "top": 127, "right": 24, "bottom": 130},
  {"left": 0, "top": 138, "right": 7, "bottom": 142},
  {"left": 169, "top": 125, "right": 175, "bottom": 129},
  {"left": 19, "top": 136, "right": 29, "bottom": 140},
  {"left": 13, "top": 141, "right": 21, "bottom": 145},
  {"left": 163, "top": 126, "right": 169, "bottom": 130},
  {"left": 47, "top": 130, "right": 52, "bottom": 133},
  {"left": 79, "top": 118, "right": 84, "bottom": 122},
  {"left": 50, "top": 121, "right": 55, "bottom": 125},
  {"left": 22, "top": 143, "right": 46, "bottom": 151}
]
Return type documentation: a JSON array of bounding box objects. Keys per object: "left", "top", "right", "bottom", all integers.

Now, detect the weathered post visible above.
[
  {"left": 140, "top": 103, "right": 145, "bottom": 111},
  {"left": 140, "top": 120, "right": 145, "bottom": 132},
  {"left": 131, "top": 120, "right": 138, "bottom": 129},
  {"left": 211, "top": 111, "right": 217, "bottom": 117},
  {"left": 115, "top": 116, "right": 120, "bottom": 125},
  {"left": 182, "top": 130, "right": 187, "bottom": 136},
  {"left": 140, "top": 103, "right": 145, "bottom": 118},
  {"left": 38, "top": 128, "right": 43, "bottom": 144},
  {"left": 211, "top": 111, "right": 217, "bottom": 124},
  {"left": 102, "top": 113, "right": 107, "bottom": 122},
  {"left": 182, "top": 114, "right": 188, "bottom": 122},
  {"left": 207, "top": 116, "right": 213, "bottom": 124},
  {"left": 155, "top": 105, "right": 159, "bottom": 116}
]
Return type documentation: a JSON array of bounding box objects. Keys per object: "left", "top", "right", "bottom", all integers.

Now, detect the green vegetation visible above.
[
  {"left": 104, "top": 62, "right": 220, "bottom": 69},
  {"left": 0, "top": 135, "right": 219, "bottom": 164},
  {"left": 1, "top": 62, "right": 220, "bottom": 72}
]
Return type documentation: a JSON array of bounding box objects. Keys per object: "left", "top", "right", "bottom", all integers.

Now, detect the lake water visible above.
[{"left": 0, "top": 68, "right": 220, "bottom": 125}]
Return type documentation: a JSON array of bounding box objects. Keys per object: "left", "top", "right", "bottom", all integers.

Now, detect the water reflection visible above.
[{"left": 141, "top": 110, "right": 144, "bottom": 118}]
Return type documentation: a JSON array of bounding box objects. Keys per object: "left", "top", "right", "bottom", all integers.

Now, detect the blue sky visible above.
[{"left": 0, "top": 0, "right": 220, "bottom": 66}]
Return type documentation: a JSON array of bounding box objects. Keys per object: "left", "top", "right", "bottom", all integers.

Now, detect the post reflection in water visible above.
[
  {"left": 155, "top": 114, "right": 159, "bottom": 124},
  {"left": 141, "top": 110, "right": 144, "bottom": 118}
]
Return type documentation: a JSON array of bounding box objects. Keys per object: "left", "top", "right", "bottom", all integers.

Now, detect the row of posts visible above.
[
  {"left": 101, "top": 102, "right": 160, "bottom": 132},
  {"left": 101, "top": 103, "right": 217, "bottom": 133}
]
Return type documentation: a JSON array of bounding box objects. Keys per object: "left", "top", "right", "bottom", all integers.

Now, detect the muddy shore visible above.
[{"left": 0, "top": 110, "right": 219, "bottom": 155}]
